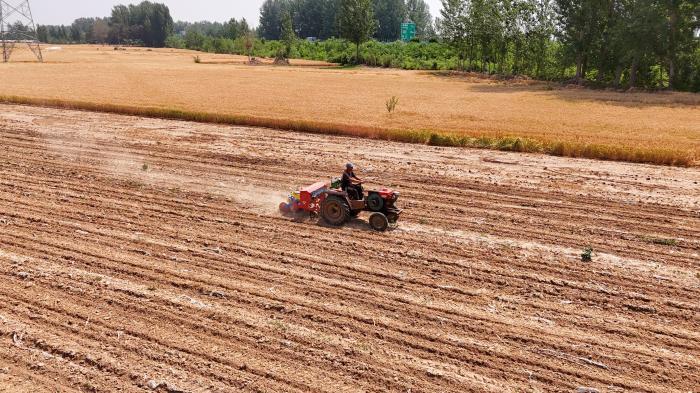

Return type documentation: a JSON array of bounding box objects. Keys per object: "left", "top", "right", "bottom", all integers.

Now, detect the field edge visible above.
[{"left": 0, "top": 94, "right": 694, "bottom": 167}]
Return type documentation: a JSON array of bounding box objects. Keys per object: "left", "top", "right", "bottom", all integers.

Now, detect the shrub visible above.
[
  {"left": 385, "top": 96, "right": 399, "bottom": 113},
  {"left": 581, "top": 246, "right": 593, "bottom": 262}
]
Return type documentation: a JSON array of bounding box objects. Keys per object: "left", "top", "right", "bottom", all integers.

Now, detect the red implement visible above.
[
  {"left": 298, "top": 181, "right": 328, "bottom": 213},
  {"left": 280, "top": 181, "right": 328, "bottom": 214}
]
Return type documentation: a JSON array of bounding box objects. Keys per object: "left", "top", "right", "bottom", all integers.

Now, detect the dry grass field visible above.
[{"left": 1, "top": 45, "right": 699, "bottom": 165}]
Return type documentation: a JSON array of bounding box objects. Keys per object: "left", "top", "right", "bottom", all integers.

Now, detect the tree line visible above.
[
  {"left": 37, "top": 1, "right": 173, "bottom": 47},
  {"left": 32, "top": 0, "right": 699, "bottom": 91},
  {"left": 256, "top": 0, "right": 700, "bottom": 91},
  {"left": 440, "top": 0, "right": 699, "bottom": 90},
  {"left": 258, "top": 0, "right": 435, "bottom": 41}
]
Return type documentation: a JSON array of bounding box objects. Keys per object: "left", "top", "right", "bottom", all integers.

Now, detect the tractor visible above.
[{"left": 279, "top": 179, "right": 402, "bottom": 231}]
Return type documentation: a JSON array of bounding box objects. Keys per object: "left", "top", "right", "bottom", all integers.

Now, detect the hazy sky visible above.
[{"left": 30, "top": 0, "right": 443, "bottom": 26}]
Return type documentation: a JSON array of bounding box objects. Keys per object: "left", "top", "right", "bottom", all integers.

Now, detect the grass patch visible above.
[
  {"left": 0, "top": 95, "right": 694, "bottom": 167},
  {"left": 643, "top": 237, "right": 679, "bottom": 246}
]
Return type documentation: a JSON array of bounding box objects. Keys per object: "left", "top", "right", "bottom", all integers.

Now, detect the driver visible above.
[{"left": 341, "top": 163, "right": 363, "bottom": 200}]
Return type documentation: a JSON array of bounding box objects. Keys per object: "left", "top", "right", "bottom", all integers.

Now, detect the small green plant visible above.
[
  {"left": 385, "top": 96, "right": 399, "bottom": 113},
  {"left": 193, "top": 55, "right": 201, "bottom": 63},
  {"left": 581, "top": 246, "right": 593, "bottom": 262},
  {"left": 142, "top": 163, "right": 149, "bottom": 171}
]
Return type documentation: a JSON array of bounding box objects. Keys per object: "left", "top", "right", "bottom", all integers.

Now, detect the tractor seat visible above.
[{"left": 345, "top": 187, "right": 362, "bottom": 201}]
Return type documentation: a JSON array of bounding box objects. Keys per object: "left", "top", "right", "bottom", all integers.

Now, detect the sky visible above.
[{"left": 30, "top": 0, "right": 443, "bottom": 26}]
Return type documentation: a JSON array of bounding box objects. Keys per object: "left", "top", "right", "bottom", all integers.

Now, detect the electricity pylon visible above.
[{"left": 0, "top": 0, "right": 43, "bottom": 62}]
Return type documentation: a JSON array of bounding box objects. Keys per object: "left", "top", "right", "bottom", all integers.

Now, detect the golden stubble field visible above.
[{"left": 1, "top": 45, "right": 699, "bottom": 164}]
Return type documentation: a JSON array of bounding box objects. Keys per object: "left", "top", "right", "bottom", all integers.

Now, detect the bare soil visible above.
[{"left": 0, "top": 104, "right": 698, "bottom": 392}]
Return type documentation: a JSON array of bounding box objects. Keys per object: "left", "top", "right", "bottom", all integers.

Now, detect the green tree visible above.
[
  {"left": 664, "top": 0, "right": 699, "bottom": 89},
  {"left": 223, "top": 18, "right": 251, "bottom": 40},
  {"left": 295, "top": 0, "right": 325, "bottom": 38},
  {"left": 36, "top": 25, "right": 49, "bottom": 43},
  {"left": 528, "top": 0, "right": 557, "bottom": 77},
  {"left": 108, "top": 5, "right": 130, "bottom": 44},
  {"left": 469, "top": 0, "right": 501, "bottom": 72},
  {"left": 440, "top": 0, "right": 470, "bottom": 69},
  {"left": 260, "top": 0, "right": 287, "bottom": 39},
  {"left": 321, "top": 0, "right": 342, "bottom": 38},
  {"left": 374, "top": 0, "right": 405, "bottom": 41},
  {"left": 93, "top": 18, "right": 110, "bottom": 43},
  {"left": 280, "top": 11, "right": 297, "bottom": 58},
  {"left": 555, "top": 0, "right": 609, "bottom": 81},
  {"left": 339, "top": 0, "right": 378, "bottom": 62},
  {"left": 406, "top": 0, "right": 434, "bottom": 39}
]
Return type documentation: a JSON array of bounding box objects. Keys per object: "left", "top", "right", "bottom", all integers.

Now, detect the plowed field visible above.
[{"left": 1, "top": 104, "right": 698, "bottom": 392}]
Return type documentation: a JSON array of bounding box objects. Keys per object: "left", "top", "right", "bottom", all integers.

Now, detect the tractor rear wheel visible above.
[
  {"left": 321, "top": 196, "right": 350, "bottom": 226},
  {"left": 369, "top": 213, "right": 389, "bottom": 232}
]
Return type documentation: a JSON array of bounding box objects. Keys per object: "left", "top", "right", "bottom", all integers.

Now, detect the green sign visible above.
[{"left": 401, "top": 22, "right": 416, "bottom": 42}]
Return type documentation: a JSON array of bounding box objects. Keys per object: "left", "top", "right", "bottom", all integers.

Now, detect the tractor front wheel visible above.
[
  {"left": 321, "top": 196, "right": 351, "bottom": 226},
  {"left": 369, "top": 213, "right": 389, "bottom": 232},
  {"left": 367, "top": 193, "right": 385, "bottom": 212}
]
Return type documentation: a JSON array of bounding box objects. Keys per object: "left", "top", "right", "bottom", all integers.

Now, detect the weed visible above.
[
  {"left": 386, "top": 96, "right": 399, "bottom": 113},
  {"left": 645, "top": 237, "right": 678, "bottom": 246},
  {"left": 270, "top": 319, "right": 288, "bottom": 331},
  {"left": 418, "top": 218, "right": 429, "bottom": 225},
  {"left": 142, "top": 163, "right": 149, "bottom": 172},
  {"left": 581, "top": 246, "right": 593, "bottom": 262},
  {"left": 193, "top": 55, "right": 201, "bottom": 64}
]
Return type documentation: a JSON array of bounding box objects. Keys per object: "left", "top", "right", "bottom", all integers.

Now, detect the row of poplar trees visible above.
[
  {"left": 440, "top": 0, "right": 699, "bottom": 90},
  {"left": 37, "top": 1, "right": 174, "bottom": 47},
  {"left": 259, "top": 0, "right": 436, "bottom": 41}
]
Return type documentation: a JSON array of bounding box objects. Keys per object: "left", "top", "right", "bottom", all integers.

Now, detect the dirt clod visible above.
[{"left": 625, "top": 304, "right": 657, "bottom": 314}]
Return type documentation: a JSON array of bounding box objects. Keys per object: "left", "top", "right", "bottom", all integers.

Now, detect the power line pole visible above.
[{"left": 0, "top": 0, "right": 42, "bottom": 62}]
